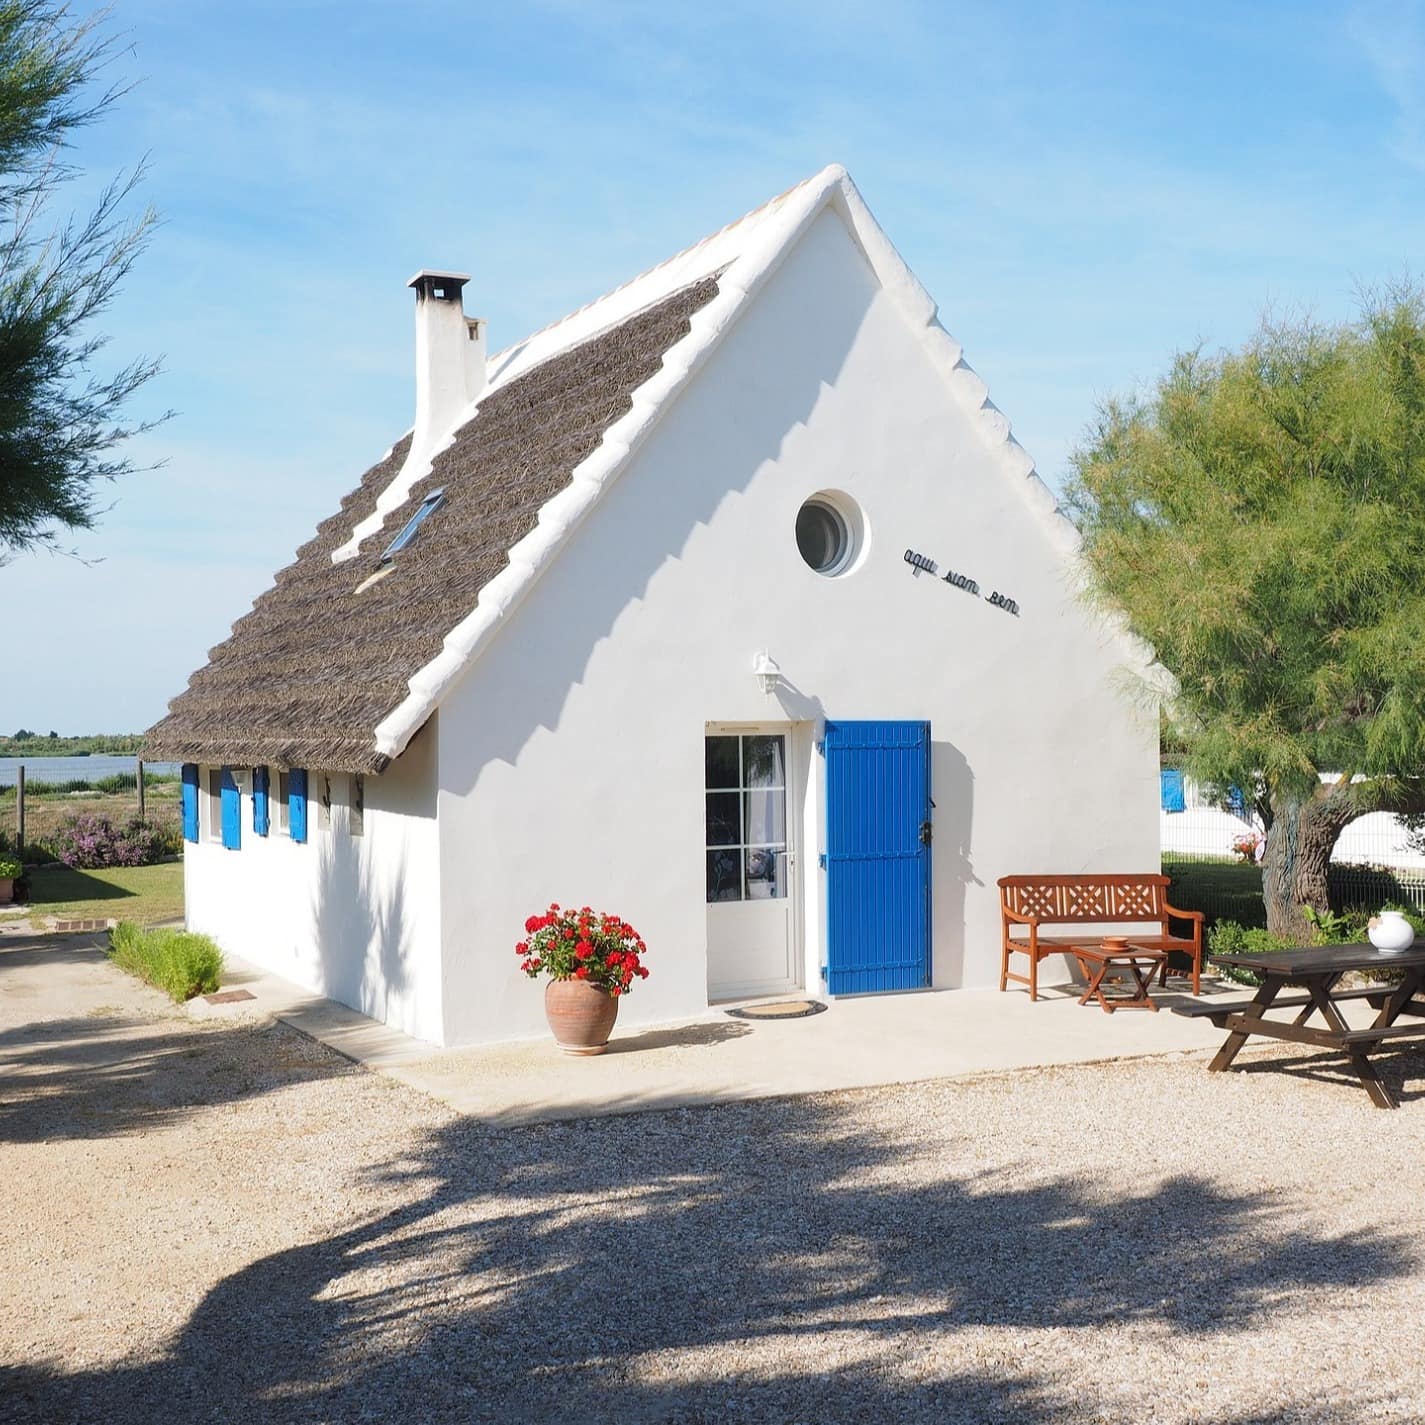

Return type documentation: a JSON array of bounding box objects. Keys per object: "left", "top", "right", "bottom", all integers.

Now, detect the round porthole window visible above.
[{"left": 795, "top": 491, "right": 865, "bottom": 577}]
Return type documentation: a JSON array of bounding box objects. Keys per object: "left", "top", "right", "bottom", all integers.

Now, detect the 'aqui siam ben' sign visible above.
[{"left": 903, "top": 548, "right": 1019, "bottom": 616}]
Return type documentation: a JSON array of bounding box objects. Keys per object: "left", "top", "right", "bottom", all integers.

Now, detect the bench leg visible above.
[
  {"left": 1346, "top": 1050, "right": 1399, "bottom": 1109},
  {"left": 999, "top": 937, "right": 1008, "bottom": 993},
  {"left": 1209, "top": 975, "right": 1283, "bottom": 1072},
  {"left": 1029, "top": 948, "right": 1038, "bottom": 1003}
]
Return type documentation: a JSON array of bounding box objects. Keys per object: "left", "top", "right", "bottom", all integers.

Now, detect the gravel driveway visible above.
[{"left": 3, "top": 959, "right": 1425, "bottom": 1423}]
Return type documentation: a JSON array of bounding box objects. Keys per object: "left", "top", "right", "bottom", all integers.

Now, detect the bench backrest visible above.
[{"left": 997, "top": 874, "right": 1170, "bottom": 924}]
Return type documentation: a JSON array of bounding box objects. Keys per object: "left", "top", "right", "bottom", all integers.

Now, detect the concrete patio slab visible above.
[
  {"left": 187, "top": 949, "right": 1277, "bottom": 1124},
  {"left": 385, "top": 982, "right": 1243, "bottom": 1124}
]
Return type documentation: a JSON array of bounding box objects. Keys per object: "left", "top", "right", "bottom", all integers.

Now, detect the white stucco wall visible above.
[
  {"left": 183, "top": 719, "right": 443, "bottom": 1043},
  {"left": 431, "top": 206, "right": 1159, "bottom": 1048}
]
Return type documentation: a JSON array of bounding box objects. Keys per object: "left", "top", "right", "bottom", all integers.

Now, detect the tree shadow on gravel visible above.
[
  {"left": 0, "top": 1013, "right": 349, "bottom": 1144},
  {"left": 6, "top": 1088, "right": 1414, "bottom": 1424}
]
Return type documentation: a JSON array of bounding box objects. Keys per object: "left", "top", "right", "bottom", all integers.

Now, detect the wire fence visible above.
[
  {"left": 1160, "top": 770, "right": 1425, "bottom": 925},
  {"left": 0, "top": 760, "right": 181, "bottom": 859}
]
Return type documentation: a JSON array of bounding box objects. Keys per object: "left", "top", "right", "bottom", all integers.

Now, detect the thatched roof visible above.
[{"left": 143, "top": 276, "right": 720, "bottom": 774}]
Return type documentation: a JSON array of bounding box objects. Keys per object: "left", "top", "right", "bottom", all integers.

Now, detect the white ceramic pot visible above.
[{"left": 1368, "top": 910, "right": 1416, "bottom": 954}]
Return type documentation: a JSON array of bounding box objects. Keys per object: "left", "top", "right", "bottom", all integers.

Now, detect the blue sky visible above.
[{"left": 4, "top": 0, "right": 1424, "bottom": 733}]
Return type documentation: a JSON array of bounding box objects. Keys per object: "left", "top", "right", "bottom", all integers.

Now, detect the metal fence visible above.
[
  {"left": 0, "top": 759, "right": 177, "bottom": 857},
  {"left": 1160, "top": 770, "right": 1425, "bottom": 924}
]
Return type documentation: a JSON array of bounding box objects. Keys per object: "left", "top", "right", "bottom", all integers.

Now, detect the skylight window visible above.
[{"left": 380, "top": 489, "right": 445, "bottom": 562}]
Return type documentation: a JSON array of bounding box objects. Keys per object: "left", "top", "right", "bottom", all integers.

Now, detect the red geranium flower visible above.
[
  {"left": 575, "top": 942, "right": 594, "bottom": 961},
  {"left": 574, "top": 965, "right": 590, "bottom": 980}
]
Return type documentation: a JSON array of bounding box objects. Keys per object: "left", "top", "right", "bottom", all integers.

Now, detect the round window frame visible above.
[{"left": 795, "top": 490, "right": 867, "bottom": 578}]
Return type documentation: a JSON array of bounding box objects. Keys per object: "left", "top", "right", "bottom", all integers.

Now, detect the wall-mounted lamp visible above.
[
  {"left": 229, "top": 766, "right": 252, "bottom": 794},
  {"left": 752, "top": 650, "right": 782, "bottom": 695}
]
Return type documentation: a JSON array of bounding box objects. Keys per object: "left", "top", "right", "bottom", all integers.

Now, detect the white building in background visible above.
[
  {"left": 1159, "top": 770, "right": 1425, "bottom": 869},
  {"left": 145, "top": 166, "right": 1159, "bottom": 1048}
]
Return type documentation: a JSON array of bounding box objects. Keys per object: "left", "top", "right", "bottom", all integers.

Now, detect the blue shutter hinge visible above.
[
  {"left": 815, "top": 740, "right": 825, "bottom": 756},
  {"left": 818, "top": 853, "right": 827, "bottom": 870},
  {"left": 819, "top": 964, "right": 828, "bottom": 982}
]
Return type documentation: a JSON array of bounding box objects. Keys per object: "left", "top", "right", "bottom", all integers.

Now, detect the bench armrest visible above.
[
  {"left": 1001, "top": 907, "right": 1039, "bottom": 925},
  {"left": 1163, "top": 903, "right": 1205, "bottom": 925}
]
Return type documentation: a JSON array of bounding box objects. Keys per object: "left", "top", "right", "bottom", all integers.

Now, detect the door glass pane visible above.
[
  {"left": 706, "top": 849, "right": 742, "bottom": 903},
  {"left": 745, "top": 846, "right": 786, "bottom": 899},
  {"left": 705, "top": 736, "right": 740, "bottom": 789},
  {"left": 744, "top": 788, "right": 785, "bottom": 845},
  {"left": 743, "top": 736, "right": 784, "bottom": 788},
  {"left": 705, "top": 792, "right": 741, "bottom": 847}
]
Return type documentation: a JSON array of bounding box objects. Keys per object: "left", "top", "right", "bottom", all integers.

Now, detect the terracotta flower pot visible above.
[
  {"left": 544, "top": 978, "right": 619, "bottom": 1055},
  {"left": 0, "top": 878, "right": 12, "bottom": 905}
]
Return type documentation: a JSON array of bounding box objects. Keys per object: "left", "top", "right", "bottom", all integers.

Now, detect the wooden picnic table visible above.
[{"left": 1174, "top": 943, "right": 1425, "bottom": 1109}]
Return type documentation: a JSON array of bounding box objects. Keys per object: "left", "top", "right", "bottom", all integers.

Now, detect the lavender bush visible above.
[{"left": 52, "top": 813, "right": 178, "bottom": 869}]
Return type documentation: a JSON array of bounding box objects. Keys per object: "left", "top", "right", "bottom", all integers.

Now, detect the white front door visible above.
[{"left": 705, "top": 728, "right": 799, "bottom": 1000}]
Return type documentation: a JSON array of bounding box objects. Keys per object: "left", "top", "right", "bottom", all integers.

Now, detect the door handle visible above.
[{"left": 919, "top": 820, "right": 933, "bottom": 846}]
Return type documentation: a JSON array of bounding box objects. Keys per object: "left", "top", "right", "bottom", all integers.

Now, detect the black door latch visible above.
[{"left": 919, "top": 820, "right": 934, "bottom": 846}]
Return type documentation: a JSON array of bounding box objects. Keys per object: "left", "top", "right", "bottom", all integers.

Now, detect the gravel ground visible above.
[{"left": 3, "top": 999, "right": 1424, "bottom": 1424}]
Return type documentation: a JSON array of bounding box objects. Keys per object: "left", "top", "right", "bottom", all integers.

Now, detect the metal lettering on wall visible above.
[{"left": 902, "top": 548, "right": 1019, "bottom": 617}]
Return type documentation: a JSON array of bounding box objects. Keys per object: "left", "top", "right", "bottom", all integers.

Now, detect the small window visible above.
[
  {"left": 795, "top": 490, "right": 865, "bottom": 577},
  {"left": 205, "top": 768, "right": 223, "bottom": 843},
  {"left": 275, "top": 770, "right": 291, "bottom": 835},
  {"left": 381, "top": 489, "right": 445, "bottom": 562},
  {"left": 350, "top": 774, "right": 364, "bottom": 837}
]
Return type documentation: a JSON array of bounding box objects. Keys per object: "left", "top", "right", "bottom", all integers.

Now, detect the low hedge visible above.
[{"left": 108, "top": 921, "right": 223, "bottom": 1002}]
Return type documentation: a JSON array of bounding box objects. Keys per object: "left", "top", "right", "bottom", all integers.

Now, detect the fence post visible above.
[
  {"left": 16, "top": 763, "right": 23, "bottom": 858},
  {"left": 137, "top": 758, "right": 145, "bottom": 819}
]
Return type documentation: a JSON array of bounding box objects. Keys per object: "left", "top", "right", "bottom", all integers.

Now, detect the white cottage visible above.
[{"left": 144, "top": 165, "right": 1159, "bottom": 1047}]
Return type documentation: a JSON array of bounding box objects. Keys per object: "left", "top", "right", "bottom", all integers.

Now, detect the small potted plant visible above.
[
  {"left": 0, "top": 854, "right": 21, "bottom": 905},
  {"left": 516, "top": 903, "right": 650, "bottom": 1055}
]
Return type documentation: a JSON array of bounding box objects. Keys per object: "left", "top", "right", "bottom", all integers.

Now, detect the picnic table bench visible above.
[
  {"left": 997, "top": 873, "right": 1204, "bottom": 1002},
  {"left": 1174, "top": 944, "right": 1425, "bottom": 1109}
]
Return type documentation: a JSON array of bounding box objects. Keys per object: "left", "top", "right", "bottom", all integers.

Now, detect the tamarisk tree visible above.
[
  {"left": 0, "top": 1, "right": 162, "bottom": 558},
  {"left": 1067, "top": 287, "right": 1425, "bottom": 939}
]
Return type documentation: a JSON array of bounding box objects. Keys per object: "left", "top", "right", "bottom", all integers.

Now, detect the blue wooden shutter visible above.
[
  {"left": 823, "top": 720, "right": 932, "bottom": 994},
  {"left": 289, "top": 768, "right": 308, "bottom": 844},
  {"left": 220, "top": 767, "right": 241, "bottom": 850},
  {"left": 181, "top": 764, "right": 199, "bottom": 842},
  {"left": 253, "top": 766, "right": 270, "bottom": 836},
  {"left": 1160, "top": 769, "right": 1186, "bottom": 813}
]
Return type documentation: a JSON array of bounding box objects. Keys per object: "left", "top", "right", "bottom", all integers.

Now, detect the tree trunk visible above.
[{"left": 1261, "top": 792, "right": 1354, "bottom": 940}]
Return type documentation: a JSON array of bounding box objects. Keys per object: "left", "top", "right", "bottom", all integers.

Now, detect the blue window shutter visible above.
[
  {"left": 181, "top": 764, "right": 199, "bottom": 842},
  {"left": 289, "top": 768, "right": 308, "bottom": 844},
  {"left": 253, "top": 766, "right": 270, "bottom": 836},
  {"left": 1160, "top": 769, "right": 1186, "bottom": 814},
  {"left": 220, "top": 767, "right": 242, "bottom": 850}
]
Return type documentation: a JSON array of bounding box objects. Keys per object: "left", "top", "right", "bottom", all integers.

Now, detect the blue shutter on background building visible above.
[
  {"left": 220, "top": 767, "right": 241, "bottom": 850},
  {"left": 289, "top": 768, "right": 308, "bottom": 843},
  {"left": 181, "top": 764, "right": 199, "bottom": 842},
  {"left": 253, "top": 766, "right": 270, "bottom": 836},
  {"left": 822, "top": 720, "right": 933, "bottom": 994},
  {"left": 1160, "top": 769, "right": 1186, "bottom": 814}
]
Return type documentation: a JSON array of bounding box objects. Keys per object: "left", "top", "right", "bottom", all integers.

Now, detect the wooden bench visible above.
[
  {"left": 998, "top": 873, "right": 1204, "bottom": 1001},
  {"left": 1171, "top": 987, "right": 1394, "bottom": 1027}
]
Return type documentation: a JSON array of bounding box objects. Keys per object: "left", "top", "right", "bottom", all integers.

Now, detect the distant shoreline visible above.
[{"left": 0, "top": 737, "right": 143, "bottom": 759}]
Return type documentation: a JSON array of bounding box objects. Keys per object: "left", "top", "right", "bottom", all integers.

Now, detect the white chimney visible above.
[{"left": 407, "top": 269, "right": 486, "bottom": 451}]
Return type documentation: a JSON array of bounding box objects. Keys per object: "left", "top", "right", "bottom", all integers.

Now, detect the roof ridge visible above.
[{"left": 487, "top": 171, "right": 823, "bottom": 366}]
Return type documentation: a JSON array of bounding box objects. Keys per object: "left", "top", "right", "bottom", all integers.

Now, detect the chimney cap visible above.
[{"left": 408, "top": 269, "right": 471, "bottom": 297}]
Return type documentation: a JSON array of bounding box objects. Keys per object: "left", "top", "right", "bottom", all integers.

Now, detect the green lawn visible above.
[
  {"left": 1163, "top": 858, "right": 1266, "bottom": 928},
  {"left": 4, "top": 860, "right": 184, "bottom": 925}
]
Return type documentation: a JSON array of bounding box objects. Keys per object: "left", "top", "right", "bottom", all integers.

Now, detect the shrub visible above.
[
  {"left": 51, "top": 813, "right": 178, "bottom": 868},
  {"left": 108, "top": 921, "right": 222, "bottom": 1002},
  {"left": 1208, "top": 920, "right": 1291, "bottom": 986},
  {"left": 0, "top": 854, "right": 20, "bottom": 879}
]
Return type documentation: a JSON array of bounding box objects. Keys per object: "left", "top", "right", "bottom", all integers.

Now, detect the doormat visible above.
[{"left": 725, "top": 999, "right": 828, "bottom": 1021}]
